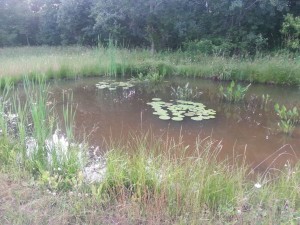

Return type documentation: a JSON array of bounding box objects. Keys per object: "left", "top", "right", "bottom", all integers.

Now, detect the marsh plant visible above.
[
  {"left": 0, "top": 77, "right": 86, "bottom": 190},
  {"left": 146, "top": 71, "right": 164, "bottom": 84},
  {"left": 107, "top": 38, "right": 118, "bottom": 77},
  {"left": 171, "top": 82, "right": 200, "bottom": 100},
  {"left": 274, "top": 103, "right": 299, "bottom": 134},
  {"left": 219, "top": 81, "right": 251, "bottom": 102},
  {"left": 261, "top": 94, "right": 272, "bottom": 110}
]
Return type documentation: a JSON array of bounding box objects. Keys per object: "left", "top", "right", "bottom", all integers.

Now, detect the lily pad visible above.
[
  {"left": 172, "top": 117, "right": 184, "bottom": 121},
  {"left": 147, "top": 99, "right": 216, "bottom": 122},
  {"left": 96, "top": 79, "right": 136, "bottom": 90},
  {"left": 152, "top": 98, "right": 162, "bottom": 101},
  {"left": 159, "top": 115, "right": 171, "bottom": 120},
  {"left": 185, "top": 112, "right": 195, "bottom": 117},
  {"left": 191, "top": 116, "right": 204, "bottom": 121}
]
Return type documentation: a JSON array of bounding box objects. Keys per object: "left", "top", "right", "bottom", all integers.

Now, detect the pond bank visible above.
[
  {"left": 0, "top": 48, "right": 300, "bottom": 224},
  {"left": 1, "top": 133, "right": 300, "bottom": 224},
  {"left": 1, "top": 46, "right": 300, "bottom": 86}
]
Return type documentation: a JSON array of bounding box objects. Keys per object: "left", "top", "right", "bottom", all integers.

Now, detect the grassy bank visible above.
[
  {"left": 1, "top": 134, "right": 300, "bottom": 224},
  {"left": 1, "top": 46, "right": 300, "bottom": 85},
  {"left": 0, "top": 50, "right": 300, "bottom": 224}
]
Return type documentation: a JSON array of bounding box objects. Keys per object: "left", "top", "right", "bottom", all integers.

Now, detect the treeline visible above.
[{"left": 1, "top": 0, "right": 300, "bottom": 54}]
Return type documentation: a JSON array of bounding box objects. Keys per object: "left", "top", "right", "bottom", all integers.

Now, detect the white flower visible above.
[
  {"left": 237, "top": 209, "right": 241, "bottom": 214},
  {"left": 254, "top": 183, "right": 262, "bottom": 189}
]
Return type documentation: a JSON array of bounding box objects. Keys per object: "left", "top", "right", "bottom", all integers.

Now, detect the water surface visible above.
[{"left": 50, "top": 77, "right": 300, "bottom": 170}]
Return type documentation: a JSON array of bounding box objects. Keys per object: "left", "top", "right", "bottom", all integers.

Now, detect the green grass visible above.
[
  {"left": 1, "top": 46, "right": 300, "bottom": 85},
  {"left": 0, "top": 133, "right": 300, "bottom": 224}
]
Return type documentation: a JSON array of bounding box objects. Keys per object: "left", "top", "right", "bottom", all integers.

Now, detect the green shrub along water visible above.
[
  {"left": 0, "top": 77, "right": 298, "bottom": 224},
  {"left": 1, "top": 46, "right": 300, "bottom": 86}
]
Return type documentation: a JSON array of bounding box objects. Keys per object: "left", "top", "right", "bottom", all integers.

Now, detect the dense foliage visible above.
[{"left": 1, "top": 0, "right": 300, "bottom": 53}]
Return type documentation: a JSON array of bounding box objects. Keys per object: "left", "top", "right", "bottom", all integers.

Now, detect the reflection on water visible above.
[{"left": 50, "top": 77, "right": 300, "bottom": 170}]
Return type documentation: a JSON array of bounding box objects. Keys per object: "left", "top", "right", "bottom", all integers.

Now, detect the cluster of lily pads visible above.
[
  {"left": 96, "top": 80, "right": 135, "bottom": 91},
  {"left": 147, "top": 98, "right": 216, "bottom": 121}
]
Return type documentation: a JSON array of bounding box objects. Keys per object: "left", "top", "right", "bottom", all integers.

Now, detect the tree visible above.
[
  {"left": 58, "top": 0, "right": 96, "bottom": 45},
  {"left": 0, "top": 0, "right": 37, "bottom": 46},
  {"left": 281, "top": 13, "right": 300, "bottom": 51},
  {"left": 37, "top": 0, "right": 62, "bottom": 45}
]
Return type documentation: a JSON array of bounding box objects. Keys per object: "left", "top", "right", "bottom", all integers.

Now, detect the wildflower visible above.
[
  {"left": 254, "top": 183, "right": 262, "bottom": 189},
  {"left": 57, "top": 167, "right": 62, "bottom": 171},
  {"left": 52, "top": 192, "right": 56, "bottom": 196},
  {"left": 237, "top": 209, "right": 241, "bottom": 214}
]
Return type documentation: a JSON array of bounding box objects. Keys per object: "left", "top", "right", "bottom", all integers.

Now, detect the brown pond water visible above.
[{"left": 50, "top": 77, "right": 300, "bottom": 171}]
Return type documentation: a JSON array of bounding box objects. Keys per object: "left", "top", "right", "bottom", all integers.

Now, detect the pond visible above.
[{"left": 50, "top": 77, "right": 300, "bottom": 171}]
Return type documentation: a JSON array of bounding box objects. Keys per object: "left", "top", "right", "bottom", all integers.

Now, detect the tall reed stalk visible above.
[
  {"left": 62, "top": 92, "right": 76, "bottom": 141},
  {"left": 23, "top": 76, "right": 54, "bottom": 168},
  {"left": 107, "top": 38, "right": 117, "bottom": 77}
]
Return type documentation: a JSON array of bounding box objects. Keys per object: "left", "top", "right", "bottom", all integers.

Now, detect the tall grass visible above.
[
  {"left": 0, "top": 131, "right": 299, "bottom": 223},
  {"left": 0, "top": 77, "right": 85, "bottom": 190},
  {"left": 1, "top": 46, "right": 300, "bottom": 85}
]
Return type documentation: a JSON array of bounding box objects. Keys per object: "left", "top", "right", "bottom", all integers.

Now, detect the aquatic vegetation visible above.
[
  {"left": 219, "top": 81, "right": 251, "bottom": 102},
  {"left": 261, "top": 94, "right": 272, "bottom": 110},
  {"left": 95, "top": 79, "right": 135, "bottom": 90},
  {"left": 0, "top": 78, "right": 87, "bottom": 191},
  {"left": 145, "top": 71, "right": 164, "bottom": 84},
  {"left": 171, "top": 82, "right": 200, "bottom": 100},
  {"left": 274, "top": 103, "right": 299, "bottom": 134},
  {"left": 147, "top": 98, "right": 216, "bottom": 121}
]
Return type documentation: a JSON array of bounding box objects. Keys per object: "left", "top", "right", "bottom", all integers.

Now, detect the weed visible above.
[
  {"left": 219, "top": 81, "right": 251, "bottom": 102},
  {"left": 171, "top": 82, "right": 200, "bottom": 100},
  {"left": 274, "top": 103, "right": 299, "bottom": 135},
  {"left": 261, "top": 94, "right": 272, "bottom": 110},
  {"left": 146, "top": 71, "right": 164, "bottom": 84}
]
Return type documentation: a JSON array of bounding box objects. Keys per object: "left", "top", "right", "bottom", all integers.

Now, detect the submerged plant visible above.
[
  {"left": 274, "top": 103, "right": 299, "bottom": 135},
  {"left": 147, "top": 98, "right": 216, "bottom": 121},
  {"left": 219, "top": 81, "right": 251, "bottom": 102}
]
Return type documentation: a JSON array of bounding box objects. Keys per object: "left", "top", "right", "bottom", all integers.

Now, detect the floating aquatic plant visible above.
[
  {"left": 147, "top": 98, "right": 216, "bottom": 121},
  {"left": 95, "top": 79, "right": 135, "bottom": 90}
]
